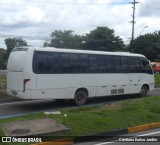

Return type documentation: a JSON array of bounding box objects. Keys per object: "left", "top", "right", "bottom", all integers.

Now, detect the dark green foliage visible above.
[
  {"left": 44, "top": 27, "right": 125, "bottom": 52},
  {"left": 45, "top": 30, "right": 84, "bottom": 49},
  {"left": 5, "top": 37, "right": 27, "bottom": 60},
  {"left": 130, "top": 31, "right": 160, "bottom": 60},
  {"left": 0, "top": 49, "right": 6, "bottom": 69},
  {"left": 84, "top": 27, "right": 125, "bottom": 52}
]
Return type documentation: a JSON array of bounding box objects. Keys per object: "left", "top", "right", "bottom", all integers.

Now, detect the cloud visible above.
[
  {"left": 138, "top": 0, "right": 160, "bottom": 17},
  {"left": 1, "top": 5, "right": 45, "bottom": 27},
  {"left": 16, "top": 6, "right": 45, "bottom": 23}
]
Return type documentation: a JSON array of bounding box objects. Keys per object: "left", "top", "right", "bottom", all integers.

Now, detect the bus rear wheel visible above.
[
  {"left": 74, "top": 90, "right": 87, "bottom": 106},
  {"left": 139, "top": 85, "right": 148, "bottom": 97}
]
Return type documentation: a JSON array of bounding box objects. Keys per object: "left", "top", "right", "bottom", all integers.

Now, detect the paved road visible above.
[
  {"left": 148, "top": 87, "right": 160, "bottom": 96},
  {"left": 0, "top": 88, "right": 159, "bottom": 119},
  {"left": 75, "top": 128, "right": 160, "bottom": 145}
]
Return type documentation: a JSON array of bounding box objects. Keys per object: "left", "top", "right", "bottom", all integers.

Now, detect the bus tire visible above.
[
  {"left": 139, "top": 85, "right": 148, "bottom": 97},
  {"left": 74, "top": 90, "right": 87, "bottom": 106}
]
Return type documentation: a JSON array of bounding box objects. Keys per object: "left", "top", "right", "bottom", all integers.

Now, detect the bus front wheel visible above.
[
  {"left": 74, "top": 90, "right": 87, "bottom": 106},
  {"left": 139, "top": 85, "right": 148, "bottom": 97}
]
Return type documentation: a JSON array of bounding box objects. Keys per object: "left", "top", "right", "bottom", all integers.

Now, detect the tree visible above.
[
  {"left": 45, "top": 30, "right": 84, "bottom": 49},
  {"left": 0, "top": 48, "right": 6, "bottom": 69},
  {"left": 130, "top": 31, "right": 160, "bottom": 60},
  {"left": 83, "top": 27, "right": 125, "bottom": 51},
  {"left": 44, "top": 27, "right": 125, "bottom": 51},
  {"left": 5, "top": 37, "right": 27, "bottom": 60}
]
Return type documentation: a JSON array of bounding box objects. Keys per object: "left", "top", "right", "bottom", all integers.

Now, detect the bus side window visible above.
[
  {"left": 140, "top": 58, "right": 153, "bottom": 74},
  {"left": 89, "top": 55, "right": 97, "bottom": 73},
  {"left": 60, "top": 53, "right": 70, "bottom": 73},
  {"left": 70, "top": 53, "right": 80, "bottom": 73},
  {"left": 129, "top": 57, "right": 140, "bottom": 73},
  {"left": 113, "top": 56, "right": 122, "bottom": 73},
  {"left": 48, "top": 52, "right": 61, "bottom": 73},
  {"left": 80, "top": 54, "right": 89, "bottom": 73},
  {"left": 34, "top": 51, "right": 48, "bottom": 74},
  {"left": 97, "top": 55, "right": 106, "bottom": 73},
  {"left": 106, "top": 56, "right": 114, "bottom": 73},
  {"left": 121, "top": 56, "right": 128, "bottom": 73}
]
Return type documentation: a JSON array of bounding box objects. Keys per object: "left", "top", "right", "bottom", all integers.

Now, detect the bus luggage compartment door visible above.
[
  {"left": 129, "top": 73, "right": 141, "bottom": 94},
  {"left": 89, "top": 86, "right": 97, "bottom": 97}
]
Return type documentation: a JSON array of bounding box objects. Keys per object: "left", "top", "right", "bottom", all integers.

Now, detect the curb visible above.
[
  {"left": 31, "top": 122, "right": 160, "bottom": 145},
  {"left": 32, "top": 138, "right": 73, "bottom": 145},
  {"left": 128, "top": 122, "right": 160, "bottom": 133}
]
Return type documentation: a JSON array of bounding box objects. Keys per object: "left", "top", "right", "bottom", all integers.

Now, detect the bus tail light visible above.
[{"left": 23, "top": 79, "right": 30, "bottom": 92}]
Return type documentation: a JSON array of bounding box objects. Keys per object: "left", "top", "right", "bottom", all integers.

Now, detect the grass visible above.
[
  {"left": 0, "top": 75, "right": 6, "bottom": 90},
  {"left": 54, "top": 96, "right": 160, "bottom": 135},
  {"left": 0, "top": 75, "right": 16, "bottom": 100},
  {"left": 155, "top": 73, "right": 160, "bottom": 86},
  {"left": 0, "top": 96, "right": 160, "bottom": 144}
]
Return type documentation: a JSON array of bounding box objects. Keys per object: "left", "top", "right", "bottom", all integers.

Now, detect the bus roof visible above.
[{"left": 17, "top": 46, "right": 145, "bottom": 58}]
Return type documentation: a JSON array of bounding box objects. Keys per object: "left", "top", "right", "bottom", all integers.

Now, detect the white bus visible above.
[{"left": 7, "top": 47, "right": 155, "bottom": 105}]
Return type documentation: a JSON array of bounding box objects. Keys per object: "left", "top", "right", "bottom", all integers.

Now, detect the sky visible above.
[{"left": 0, "top": 0, "right": 160, "bottom": 49}]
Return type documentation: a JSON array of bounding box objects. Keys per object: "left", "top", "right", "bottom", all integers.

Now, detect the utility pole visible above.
[{"left": 130, "top": 0, "right": 139, "bottom": 52}]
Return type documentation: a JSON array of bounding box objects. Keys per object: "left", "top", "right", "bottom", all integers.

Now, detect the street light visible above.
[
  {"left": 112, "top": 40, "right": 117, "bottom": 43},
  {"left": 139, "top": 26, "right": 148, "bottom": 36},
  {"left": 130, "top": 26, "right": 148, "bottom": 53},
  {"left": 81, "top": 41, "right": 86, "bottom": 44}
]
